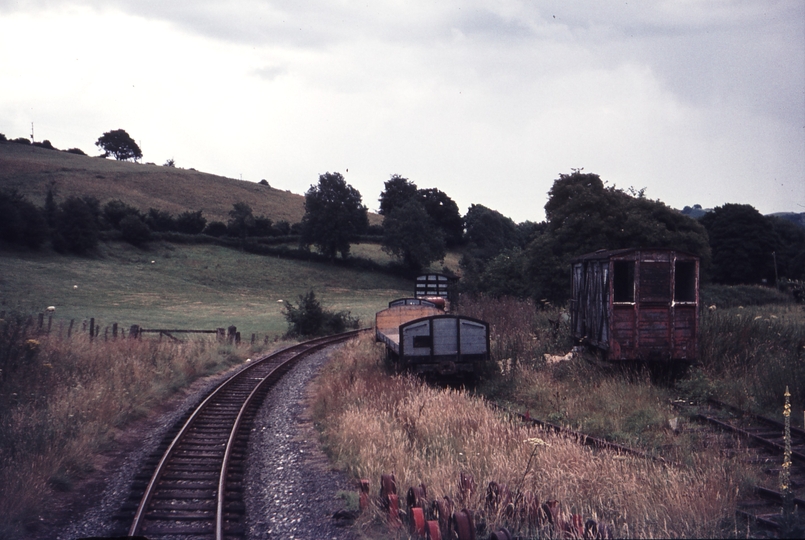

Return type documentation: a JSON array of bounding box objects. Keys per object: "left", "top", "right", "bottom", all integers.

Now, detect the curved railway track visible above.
[{"left": 121, "top": 329, "right": 367, "bottom": 539}]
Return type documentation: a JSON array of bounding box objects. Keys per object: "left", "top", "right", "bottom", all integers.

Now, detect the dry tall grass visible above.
[
  {"left": 312, "top": 335, "right": 741, "bottom": 538},
  {"left": 0, "top": 314, "right": 254, "bottom": 538}
]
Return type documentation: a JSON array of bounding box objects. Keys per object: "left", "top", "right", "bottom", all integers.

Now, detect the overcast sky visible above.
[{"left": 1, "top": 0, "right": 803, "bottom": 222}]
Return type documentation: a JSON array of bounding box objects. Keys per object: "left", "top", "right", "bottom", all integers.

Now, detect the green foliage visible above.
[
  {"left": 700, "top": 204, "right": 777, "bottom": 285},
  {"left": 175, "top": 210, "right": 207, "bottom": 234},
  {"left": 32, "top": 140, "right": 56, "bottom": 150},
  {"left": 227, "top": 202, "right": 255, "bottom": 242},
  {"left": 463, "top": 204, "right": 520, "bottom": 260},
  {"left": 300, "top": 172, "right": 368, "bottom": 259},
  {"left": 52, "top": 196, "right": 100, "bottom": 254},
  {"left": 283, "top": 290, "right": 359, "bottom": 338},
  {"left": 95, "top": 129, "right": 142, "bottom": 161},
  {"left": 273, "top": 220, "right": 291, "bottom": 236},
  {"left": 381, "top": 199, "right": 446, "bottom": 273},
  {"left": 378, "top": 174, "right": 418, "bottom": 216},
  {"left": 204, "top": 221, "right": 228, "bottom": 237},
  {"left": 769, "top": 216, "right": 805, "bottom": 281},
  {"left": 145, "top": 208, "right": 176, "bottom": 232},
  {"left": 0, "top": 189, "right": 48, "bottom": 249},
  {"left": 119, "top": 214, "right": 151, "bottom": 246},
  {"left": 524, "top": 171, "right": 710, "bottom": 303},
  {"left": 64, "top": 147, "right": 86, "bottom": 156},
  {"left": 379, "top": 176, "right": 463, "bottom": 247},
  {"left": 102, "top": 199, "right": 142, "bottom": 230},
  {"left": 418, "top": 188, "right": 464, "bottom": 247},
  {"left": 459, "top": 204, "right": 533, "bottom": 297}
]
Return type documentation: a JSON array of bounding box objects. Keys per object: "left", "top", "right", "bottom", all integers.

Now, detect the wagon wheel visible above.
[
  {"left": 381, "top": 473, "right": 397, "bottom": 498},
  {"left": 489, "top": 528, "right": 512, "bottom": 540},
  {"left": 410, "top": 506, "right": 426, "bottom": 536},
  {"left": 452, "top": 509, "right": 475, "bottom": 540},
  {"left": 433, "top": 496, "right": 453, "bottom": 536},
  {"left": 426, "top": 519, "right": 441, "bottom": 540},
  {"left": 388, "top": 494, "right": 401, "bottom": 528}
]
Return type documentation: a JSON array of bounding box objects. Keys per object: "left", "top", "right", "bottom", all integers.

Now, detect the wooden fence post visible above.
[
  {"left": 228, "top": 326, "right": 237, "bottom": 344},
  {"left": 112, "top": 323, "right": 118, "bottom": 340},
  {"left": 68, "top": 319, "right": 74, "bottom": 337},
  {"left": 251, "top": 333, "right": 256, "bottom": 345},
  {"left": 89, "top": 318, "right": 95, "bottom": 340},
  {"left": 130, "top": 325, "right": 140, "bottom": 339},
  {"left": 38, "top": 312, "right": 44, "bottom": 330},
  {"left": 48, "top": 314, "right": 53, "bottom": 334}
]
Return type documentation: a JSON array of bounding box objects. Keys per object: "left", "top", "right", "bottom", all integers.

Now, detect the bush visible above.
[
  {"left": 0, "top": 189, "right": 48, "bottom": 249},
  {"left": 175, "top": 210, "right": 207, "bottom": 235},
  {"left": 204, "top": 221, "right": 228, "bottom": 237},
  {"left": 145, "top": 208, "right": 176, "bottom": 232},
  {"left": 102, "top": 199, "right": 142, "bottom": 230},
  {"left": 63, "top": 147, "right": 86, "bottom": 156},
  {"left": 52, "top": 197, "right": 99, "bottom": 254},
  {"left": 11, "top": 137, "right": 30, "bottom": 145},
  {"left": 283, "top": 290, "right": 358, "bottom": 338},
  {"left": 32, "top": 140, "right": 56, "bottom": 150},
  {"left": 119, "top": 214, "right": 151, "bottom": 246}
]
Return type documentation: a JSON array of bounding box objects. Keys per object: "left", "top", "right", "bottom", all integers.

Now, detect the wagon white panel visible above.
[
  {"left": 432, "top": 318, "right": 458, "bottom": 355},
  {"left": 402, "top": 320, "right": 432, "bottom": 356},
  {"left": 460, "top": 320, "right": 487, "bottom": 354}
]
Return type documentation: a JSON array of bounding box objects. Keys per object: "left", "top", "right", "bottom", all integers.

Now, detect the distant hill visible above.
[
  {"left": 769, "top": 212, "right": 805, "bottom": 230},
  {"left": 679, "top": 205, "right": 805, "bottom": 230},
  {"left": 679, "top": 204, "right": 711, "bottom": 219},
  {"left": 0, "top": 142, "right": 380, "bottom": 225}
]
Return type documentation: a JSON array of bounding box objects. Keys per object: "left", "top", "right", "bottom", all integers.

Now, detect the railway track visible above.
[
  {"left": 118, "top": 329, "right": 367, "bottom": 539},
  {"left": 677, "top": 398, "right": 805, "bottom": 532}
]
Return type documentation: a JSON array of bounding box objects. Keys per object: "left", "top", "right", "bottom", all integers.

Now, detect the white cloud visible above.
[{"left": 1, "top": 0, "right": 802, "bottom": 221}]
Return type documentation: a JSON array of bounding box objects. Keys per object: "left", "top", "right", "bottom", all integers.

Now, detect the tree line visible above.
[
  {"left": 296, "top": 169, "right": 805, "bottom": 303},
  {"left": 0, "top": 185, "right": 296, "bottom": 255},
  {"left": 3, "top": 123, "right": 803, "bottom": 303}
]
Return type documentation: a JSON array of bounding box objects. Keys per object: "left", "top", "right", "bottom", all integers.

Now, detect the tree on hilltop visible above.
[{"left": 95, "top": 129, "right": 142, "bottom": 161}]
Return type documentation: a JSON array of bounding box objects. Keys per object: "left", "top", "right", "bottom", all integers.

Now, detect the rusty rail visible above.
[{"left": 679, "top": 399, "right": 805, "bottom": 532}]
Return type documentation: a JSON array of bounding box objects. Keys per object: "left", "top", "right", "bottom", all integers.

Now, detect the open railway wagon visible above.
[
  {"left": 375, "top": 299, "right": 490, "bottom": 378},
  {"left": 570, "top": 248, "right": 699, "bottom": 363},
  {"left": 415, "top": 272, "right": 458, "bottom": 310}
]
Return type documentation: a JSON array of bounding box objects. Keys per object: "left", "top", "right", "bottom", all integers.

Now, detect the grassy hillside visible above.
[
  {"left": 0, "top": 143, "right": 380, "bottom": 226},
  {"left": 0, "top": 241, "right": 412, "bottom": 337}
]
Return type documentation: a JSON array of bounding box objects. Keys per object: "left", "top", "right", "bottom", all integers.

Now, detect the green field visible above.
[{"left": 0, "top": 241, "right": 413, "bottom": 337}]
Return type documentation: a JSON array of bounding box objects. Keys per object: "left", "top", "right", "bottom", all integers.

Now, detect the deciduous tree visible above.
[
  {"left": 382, "top": 199, "right": 446, "bottom": 272},
  {"left": 300, "top": 172, "right": 368, "bottom": 259},
  {"left": 701, "top": 203, "right": 778, "bottom": 285},
  {"left": 95, "top": 129, "right": 142, "bottom": 161},
  {"left": 523, "top": 170, "right": 710, "bottom": 302}
]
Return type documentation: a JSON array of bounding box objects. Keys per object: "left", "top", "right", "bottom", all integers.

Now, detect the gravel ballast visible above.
[{"left": 52, "top": 342, "right": 357, "bottom": 539}]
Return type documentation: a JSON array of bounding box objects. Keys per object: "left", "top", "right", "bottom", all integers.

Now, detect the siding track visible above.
[
  {"left": 123, "top": 329, "right": 366, "bottom": 539},
  {"left": 677, "top": 399, "right": 805, "bottom": 532}
]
